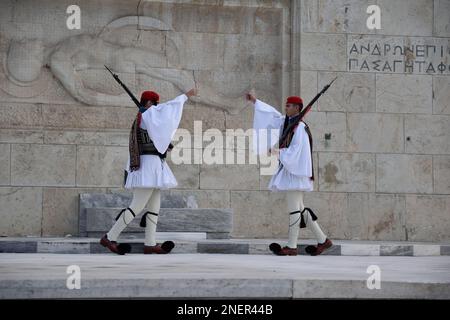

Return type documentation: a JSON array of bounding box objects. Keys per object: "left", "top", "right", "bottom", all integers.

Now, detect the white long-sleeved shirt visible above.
[{"left": 141, "top": 94, "right": 188, "bottom": 153}]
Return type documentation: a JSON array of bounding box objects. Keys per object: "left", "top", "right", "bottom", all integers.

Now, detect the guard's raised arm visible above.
[
  {"left": 246, "top": 92, "right": 256, "bottom": 104},
  {"left": 185, "top": 88, "right": 198, "bottom": 98}
]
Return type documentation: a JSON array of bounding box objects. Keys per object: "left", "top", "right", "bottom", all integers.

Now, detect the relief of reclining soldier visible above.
[{"left": 1, "top": 16, "right": 249, "bottom": 114}]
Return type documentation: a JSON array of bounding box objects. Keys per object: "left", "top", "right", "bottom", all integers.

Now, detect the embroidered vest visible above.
[{"left": 278, "top": 115, "right": 315, "bottom": 181}]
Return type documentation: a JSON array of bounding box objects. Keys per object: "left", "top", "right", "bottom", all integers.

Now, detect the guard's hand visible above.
[
  {"left": 246, "top": 93, "right": 256, "bottom": 103},
  {"left": 186, "top": 88, "right": 198, "bottom": 98},
  {"left": 269, "top": 147, "right": 279, "bottom": 156}
]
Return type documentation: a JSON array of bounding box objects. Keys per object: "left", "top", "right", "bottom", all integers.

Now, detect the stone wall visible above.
[{"left": 0, "top": 0, "right": 448, "bottom": 242}]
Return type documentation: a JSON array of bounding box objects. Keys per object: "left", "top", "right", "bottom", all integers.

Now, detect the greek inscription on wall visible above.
[{"left": 348, "top": 36, "right": 450, "bottom": 74}]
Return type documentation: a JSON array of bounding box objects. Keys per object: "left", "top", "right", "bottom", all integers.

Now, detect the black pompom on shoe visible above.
[
  {"left": 269, "top": 242, "right": 282, "bottom": 255},
  {"left": 305, "top": 245, "right": 317, "bottom": 255},
  {"left": 117, "top": 243, "right": 132, "bottom": 255},
  {"left": 161, "top": 241, "right": 175, "bottom": 253}
]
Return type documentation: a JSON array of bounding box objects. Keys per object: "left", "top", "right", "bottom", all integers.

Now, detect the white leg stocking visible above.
[
  {"left": 304, "top": 211, "right": 327, "bottom": 244},
  {"left": 286, "top": 191, "right": 305, "bottom": 249},
  {"left": 106, "top": 188, "right": 153, "bottom": 241},
  {"left": 144, "top": 189, "right": 161, "bottom": 247}
]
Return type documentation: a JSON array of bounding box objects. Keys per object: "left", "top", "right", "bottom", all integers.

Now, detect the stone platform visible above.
[
  {"left": 0, "top": 253, "right": 449, "bottom": 299},
  {"left": 0, "top": 236, "right": 449, "bottom": 256}
]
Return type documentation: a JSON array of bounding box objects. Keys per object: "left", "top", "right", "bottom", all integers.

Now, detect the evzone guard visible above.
[
  {"left": 100, "top": 67, "right": 197, "bottom": 254},
  {"left": 247, "top": 79, "right": 336, "bottom": 256}
]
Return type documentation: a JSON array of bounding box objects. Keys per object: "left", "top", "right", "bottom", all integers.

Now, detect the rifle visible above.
[
  {"left": 104, "top": 65, "right": 142, "bottom": 109},
  {"left": 278, "top": 76, "right": 337, "bottom": 147},
  {"left": 299, "top": 76, "right": 337, "bottom": 120}
]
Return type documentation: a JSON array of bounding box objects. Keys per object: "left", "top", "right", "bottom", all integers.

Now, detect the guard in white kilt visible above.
[
  {"left": 248, "top": 93, "right": 333, "bottom": 256},
  {"left": 100, "top": 88, "right": 197, "bottom": 255}
]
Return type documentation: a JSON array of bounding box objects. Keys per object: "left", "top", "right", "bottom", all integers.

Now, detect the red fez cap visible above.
[
  {"left": 141, "top": 90, "right": 159, "bottom": 103},
  {"left": 286, "top": 96, "right": 303, "bottom": 105}
]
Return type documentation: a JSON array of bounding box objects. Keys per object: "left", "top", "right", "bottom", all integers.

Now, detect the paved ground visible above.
[{"left": 1, "top": 253, "right": 449, "bottom": 299}]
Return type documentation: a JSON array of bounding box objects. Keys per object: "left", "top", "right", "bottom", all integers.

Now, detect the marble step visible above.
[
  {"left": 85, "top": 207, "right": 233, "bottom": 239},
  {"left": 0, "top": 237, "right": 449, "bottom": 256},
  {"left": 78, "top": 193, "right": 233, "bottom": 239}
]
